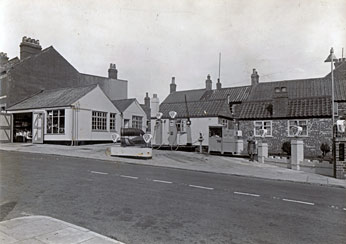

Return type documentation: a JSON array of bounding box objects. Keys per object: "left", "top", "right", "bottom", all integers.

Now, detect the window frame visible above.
[
  {"left": 132, "top": 115, "right": 143, "bottom": 129},
  {"left": 287, "top": 120, "right": 308, "bottom": 137},
  {"left": 109, "top": 113, "right": 116, "bottom": 131},
  {"left": 254, "top": 120, "right": 272, "bottom": 137},
  {"left": 46, "top": 109, "right": 65, "bottom": 134},
  {"left": 92, "top": 111, "right": 107, "bottom": 131}
]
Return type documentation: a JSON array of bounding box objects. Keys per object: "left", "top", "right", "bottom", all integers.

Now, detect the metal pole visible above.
[{"left": 331, "top": 52, "right": 335, "bottom": 128}]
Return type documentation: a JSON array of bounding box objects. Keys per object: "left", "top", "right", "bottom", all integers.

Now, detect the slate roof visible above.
[
  {"left": 111, "top": 98, "right": 136, "bottom": 113},
  {"left": 7, "top": 85, "right": 97, "bottom": 111},
  {"left": 160, "top": 99, "right": 233, "bottom": 119}
]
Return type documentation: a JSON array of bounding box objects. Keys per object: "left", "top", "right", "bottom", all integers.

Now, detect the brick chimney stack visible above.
[
  {"left": 216, "top": 78, "right": 222, "bottom": 90},
  {"left": 170, "top": 77, "right": 177, "bottom": 93},
  {"left": 206, "top": 74, "right": 212, "bottom": 90},
  {"left": 0, "top": 52, "right": 9, "bottom": 65},
  {"left": 251, "top": 68, "right": 259, "bottom": 86},
  {"left": 108, "top": 63, "right": 118, "bottom": 79},
  {"left": 144, "top": 92, "right": 150, "bottom": 108},
  {"left": 20, "top": 36, "right": 42, "bottom": 59}
]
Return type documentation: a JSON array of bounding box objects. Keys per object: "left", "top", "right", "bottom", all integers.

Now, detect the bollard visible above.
[
  {"left": 291, "top": 140, "right": 304, "bottom": 170},
  {"left": 198, "top": 133, "right": 204, "bottom": 153},
  {"left": 257, "top": 142, "right": 268, "bottom": 163}
]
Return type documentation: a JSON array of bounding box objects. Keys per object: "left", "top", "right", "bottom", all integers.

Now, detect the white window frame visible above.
[
  {"left": 132, "top": 115, "right": 143, "bottom": 129},
  {"left": 110, "top": 113, "right": 116, "bottom": 131},
  {"left": 254, "top": 121, "right": 272, "bottom": 137},
  {"left": 288, "top": 120, "right": 308, "bottom": 137},
  {"left": 176, "top": 119, "right": 187, "bottom": 133},
  {"left": 46, "top": 109, "right": 65, "bottom": 134},
  {"left": 92, "top": 111, "right": 107, "bottom": 131}
]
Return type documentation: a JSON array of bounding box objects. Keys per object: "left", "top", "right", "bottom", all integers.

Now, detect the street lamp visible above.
[{"left": 324, "top": 47, "right": 337, "bottom": 132}]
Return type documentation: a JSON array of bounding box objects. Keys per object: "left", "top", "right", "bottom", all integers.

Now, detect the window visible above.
[
  {"left": 132, "top": 116, "right": 142, "bottom": 129},
  {"left": 176, "top": 119, "right": 186, "bottom": 132},
  {"left": 254, "top": 121, "right": 272, "bottom": 137},
  {"left": 47, "top": 109, "right": 65, "bottom": 134},
  {"left": 218, "top": 118, "right": 228, "bottom": 127},
  {"left": 110, "top": 113, "right": 116, "bottom": 131},
  {"left": 92, "top": 111, "right": 107, "bottom": 131},
  {"left": 288, "top": 120, "right": 308, "bottom": 136}
]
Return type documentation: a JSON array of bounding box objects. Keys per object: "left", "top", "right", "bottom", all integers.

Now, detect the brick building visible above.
[
  {"left": 158, "top": 59, "right": 346, "bottom": 157},
  {"left": 0, "top": 36, "right": 128, "bottom": 110}
]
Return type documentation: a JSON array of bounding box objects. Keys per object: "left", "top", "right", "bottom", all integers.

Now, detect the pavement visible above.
[
  {"left": 0, "top": 142, "right": 345, "bottom": 189},
  {"left": 0, "top": 215, "right": 123, "bottom": 244}
]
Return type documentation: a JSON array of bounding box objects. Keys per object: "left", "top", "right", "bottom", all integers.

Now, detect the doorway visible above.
[{"left": 13, "top": 113, "right": 32, "bottom": 142}]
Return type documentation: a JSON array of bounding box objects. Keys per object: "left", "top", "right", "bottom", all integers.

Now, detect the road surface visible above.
[{"left": 1, "top": 150, "right": 345, "bottom": 244}]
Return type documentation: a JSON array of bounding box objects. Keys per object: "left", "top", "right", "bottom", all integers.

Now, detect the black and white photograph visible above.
[{"left": 0, "top": 0, "right": 345, "bottom": 243}]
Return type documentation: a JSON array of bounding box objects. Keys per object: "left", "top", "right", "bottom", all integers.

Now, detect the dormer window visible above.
[
  {"left": 281, "top": 87, "right": 287, "bottom": 92},
  {"left": 275, "top": 87, "right": 281, "bottom": 93}
]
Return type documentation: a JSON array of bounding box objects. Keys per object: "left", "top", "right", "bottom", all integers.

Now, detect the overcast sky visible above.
[{"left": 1, "top": 0, "right": 345, "bottom": 103}]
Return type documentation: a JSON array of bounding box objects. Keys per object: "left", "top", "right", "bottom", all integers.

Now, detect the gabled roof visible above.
[
  {"left": 111, "top": 98, "right": 137, "bottom": 113},
  {"left": 7, "top": 85, "right": 97, "bottom": 111}
]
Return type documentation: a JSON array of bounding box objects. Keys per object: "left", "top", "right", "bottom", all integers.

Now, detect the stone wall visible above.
[{"left": 238, "top": 118, "right": 333, "bottom": 157}]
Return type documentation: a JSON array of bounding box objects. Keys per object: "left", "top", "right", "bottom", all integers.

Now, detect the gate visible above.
[
  {"left": 33, "top": 112, "right": 44, "bottom": 144},
  {"left": 0, "top": 113, "right": 12, "bottom": 143}
]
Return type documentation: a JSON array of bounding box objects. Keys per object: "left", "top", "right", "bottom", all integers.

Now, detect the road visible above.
[{"left": 1, "top": 150, "right": 345, "bottom": 244}]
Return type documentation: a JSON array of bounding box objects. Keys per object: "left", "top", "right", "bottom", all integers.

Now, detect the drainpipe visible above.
[{"left": 71, "top": 106, "right": 75, "bottom": 146}]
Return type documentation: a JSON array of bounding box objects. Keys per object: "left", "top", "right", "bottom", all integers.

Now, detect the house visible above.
[
  {"left": 111, "top": 98, "right": 147, "bottom": 133},
  {"left": 156, "top": 59, "right": 346, "bottom": 157},
  {"left": 154, "top": 75, "right": 251, "bottom": 146},
  {"left": 7, "top": 85, "right": 121, "bottom": 145},
  {"left": 0, "top": 36, "right": 128, "bottom": 111}
]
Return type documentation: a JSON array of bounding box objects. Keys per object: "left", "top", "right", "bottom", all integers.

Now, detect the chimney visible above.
[
  {"left": 272, "top": 86, "right": 288, "bottom": 118},
  {"left": 108, "top": 63, "right": 118, "bottom": 79},
  {"left": 251, "top": 68, "right": 259, "bottom": 86},
  {"left": 151, "top": 93, "right": 160, "bottom": 117},
  {"left": 205, "top": 74, "right": 212, "bottom": 90},
  {"left": 0, "top": 52, "right": 9, "bottom": 65},
  {"left": 170, "top": 77, "right": 176, "bottom": 93},
  {"left": 216, "top": 78, "right": 222, "bottom": 90},
  {"left": 334, "top": 58, "right": 346, "bottom": 68},
  {"left": 20, "top": 36, "right": 42, "bottom": 59},
  {"left": 144, "top": 92, "right": 150, "bottom": 108}
]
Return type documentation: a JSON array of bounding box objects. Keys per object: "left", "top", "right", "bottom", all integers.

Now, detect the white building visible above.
[
  {"left": 111, "top": 98, "right": 147, "bottom": 133},
  {"left": 7, "top": 85, "right": 121, "bottom": 145}
]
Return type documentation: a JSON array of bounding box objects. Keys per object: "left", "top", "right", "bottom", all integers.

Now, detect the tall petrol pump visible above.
[{"left": 168, "top": 111, "right": 178, "bottom": 146}]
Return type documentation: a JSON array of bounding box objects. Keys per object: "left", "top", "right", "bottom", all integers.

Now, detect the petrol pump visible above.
[{"left": 168, "top": 111, "right": 178, "bottom": 146}]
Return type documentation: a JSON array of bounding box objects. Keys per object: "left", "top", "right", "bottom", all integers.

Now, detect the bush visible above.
[
  {"left": 281, "top": 141, "right": 291, "bottom": 155},
  {"left": 320, "top": 143, "right": 330, "bottom": 158}
]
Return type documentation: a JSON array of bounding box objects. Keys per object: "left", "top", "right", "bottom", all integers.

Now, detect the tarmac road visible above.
[{"left": 1, "top": 150, "right": 346, "bottom": 244}]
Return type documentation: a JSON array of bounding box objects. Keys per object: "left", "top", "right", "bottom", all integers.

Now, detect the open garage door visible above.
[
  {"left": 33, "top": 112, "right": 44, "bottom": 144},
  {"left": 0, "top": 113, "right": 12, "bottom": 143}
]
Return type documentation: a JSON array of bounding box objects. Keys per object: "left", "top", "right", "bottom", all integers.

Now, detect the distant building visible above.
[
  {"left": 157, "top": 60, "right": 346, "bottom": 157},
  {"left": 0, "top": 36, "right": 128, "bottom": 110},
  {"left": 111, "top": 98, "right": 147, "bottom": 133}
]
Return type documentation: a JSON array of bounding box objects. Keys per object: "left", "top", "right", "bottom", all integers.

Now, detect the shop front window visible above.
[{"left": 47, "top": 109, "right": 65, "bottom": 134}]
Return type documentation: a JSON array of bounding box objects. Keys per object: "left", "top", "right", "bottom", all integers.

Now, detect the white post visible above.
[
  {"left": 257, "top": 142, "right": 268, "bottom": 163},
  {"left": 291, "top": 140, "right": 304, "bottom": 170}
]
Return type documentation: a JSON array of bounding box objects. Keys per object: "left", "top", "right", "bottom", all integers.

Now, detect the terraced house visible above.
[{"left": 158, "top": 59, "right": 346, "bottom": 157}]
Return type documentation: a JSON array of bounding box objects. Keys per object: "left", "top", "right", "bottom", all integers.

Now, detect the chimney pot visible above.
[
  {"left": 108, "top": 63, "right": 118, "bottom": 79},
  {"left": 251, "top": 68, "right": 259, "bottom": 86},
  {"left": 170, "top": 77, "right": 177, "bottom": 93},
  {"left": 19, "top": 36, "right": 42, "bottom": 59}
]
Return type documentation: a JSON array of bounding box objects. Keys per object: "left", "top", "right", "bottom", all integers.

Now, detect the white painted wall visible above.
[
  {"left": 152, "top": 117, "right": 219, "bottom": 146},
  {"left": 121, "top": 100, "right": 147, "bottom": 132},
  {"left": 73, "top": 86, "right": 121, "bottom": 141}
]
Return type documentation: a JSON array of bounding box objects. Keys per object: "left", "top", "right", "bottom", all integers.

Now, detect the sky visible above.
[{"left": 1, "top": 0, "right": 345, "bottom": 103}]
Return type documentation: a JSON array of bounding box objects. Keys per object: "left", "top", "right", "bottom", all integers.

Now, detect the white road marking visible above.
[
  {"left": 282, "top": 198, "right": 315, "bottom": 206},
  {"left": 343, "top": 208, "right": 346, "bottom": 211},
  {"left": 189, "top": 184, "right": 214, "bottom": 190},
  {"left": 120, "top": 175, "right": 138, "bottom": 179},
  {"left": 153, "top": 179, "right": 172, "bottom": 184},
  {"left": 90, "top": 171, "right": 108, "bottom": 175},
  {"left": 234, "top": 191, "right": 260, "bottom": 197}
]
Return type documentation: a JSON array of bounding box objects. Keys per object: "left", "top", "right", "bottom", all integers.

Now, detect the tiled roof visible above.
[
  {"left": 111, "top": 98, "right": 136, "bottom": 112},
  {"left": 236, "top": 97, "right": 332, "bottom": 119},
  {"left": 7, "top": 85, "right": 97, "bottom": 111},
  {"left": 160, "top": 99, "right": 233, "bottom": 119},
  {"left": 200, "top": 86, "right": 252, "bottom": 102},
  {"left": 161, "top": 89, "right": 206, "bottom": 104}
]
